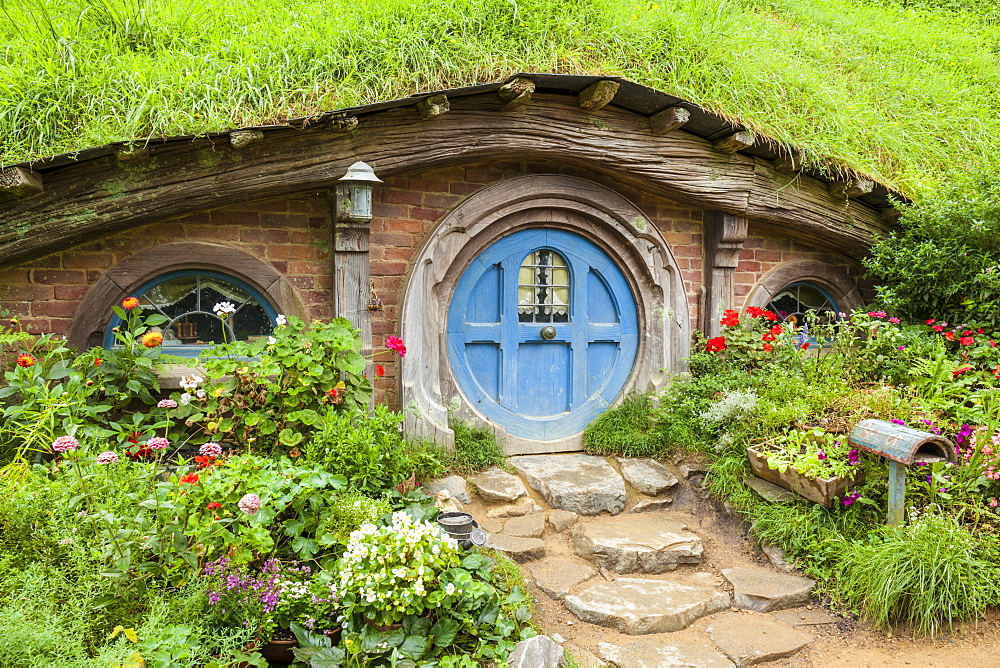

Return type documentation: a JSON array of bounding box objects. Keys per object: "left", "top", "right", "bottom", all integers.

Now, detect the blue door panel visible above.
[
  {"left": 516, "top": 342, "right": 572, "bottom": 416},
  {"left": 448, "top": 228, "right": 638, "bottom": 441}
]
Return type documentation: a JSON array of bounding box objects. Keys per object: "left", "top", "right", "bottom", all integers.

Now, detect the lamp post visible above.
[{"left": 335, "top": 161, "right": 382, "bottom": 222}]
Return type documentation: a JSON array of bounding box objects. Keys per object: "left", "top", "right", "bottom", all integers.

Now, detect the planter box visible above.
[{"left": 746, "top": 445, "right": 865, "bottom": 507}]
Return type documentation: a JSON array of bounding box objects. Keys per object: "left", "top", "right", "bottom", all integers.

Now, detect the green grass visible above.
[
  {"left": 2, "top": 0, "right": 1000, "bottom": 196},
  {"left": 448, "top": 419, "right": 507, "bottom": 473}
]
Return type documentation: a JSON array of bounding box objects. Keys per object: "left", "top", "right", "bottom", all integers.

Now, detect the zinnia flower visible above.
[
  {"left": 932, "top": 325, "right": 945, "bottom": 332},
  {"left": 889, "top": 317, "right": 900, "bottom": 324},
  {"left": 52, "top": 435, "right": 79, "bottom": 453},
  {"left": 140, "top": 331, "right": 163, "bottom": 348},
  {"left": 944, "top": 331, "right": 955, "bottom": 341},
  {"left": 96, "top": 451, "right": 119, "bottom": 464},
  {"left": 179, "top": 473, "right": 199, "bottom": 484},
  {"left": 385, "top": 335, "right": 407, "bottom": 357},
  {"left": 706, "top": 336, "right": 726, "bottom": 353},
  {"left": 375, "top": 364, "right": 385, "bottom": 377},
  {"left": 959, "top": 336, "right": 974, "bottom": 346},
  {"left": 121, "top": 296, "right": 140, "bottom": 310},
  {"left": 762, "top": 343, "right": 773, "bottom": 352},
  {"left": 199, "top": 442, "right": 222, "bottom": 457},
  {"left": 157, "top": 399, "right": 178, "bottom": 409},
  {"left": 146, "top": 437, "right": 170, "bottom": 450},
  {"left": 238, "top": 493, "right": 262, "bottom": 515},
  {"left": 925, "top": 319, "right": 935, "bottom": 325},
  {"left": 990, "top": 498, "right": 999, "bottom": 509},
  {"left": 207, "top": 502, "right": 222, "bottom": 510},
  {"left": 15, "top": 353, "right": 35, "bottom": 368},
  {"left": 94, "top": 358, "right": 102, "bottom": 367}
]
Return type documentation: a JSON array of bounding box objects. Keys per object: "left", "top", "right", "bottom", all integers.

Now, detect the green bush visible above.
[
  {"left": 449, "top": 420, "right": 506, "bottom": 473},
  {"left": 583, "top": 394, "right": 663, "bottom": 457}
]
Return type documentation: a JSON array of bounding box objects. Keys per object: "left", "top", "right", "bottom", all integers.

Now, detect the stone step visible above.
[
  {"left": 484, "top": 533, "right": 546, "bottom": 563},
  {"left": 705, "top": 612, "right": 814, "bottom": 666},
  {"left": 471, "top": 467, "right": 527, "bottom": 503},
  {"left": 527, "top": 558, "right": 597, "bottom": 600},
  {"left": 597, "top": 639, "right": 735, "bottom": 667},
  {"left": 720, "top": 567, "right": 815, "bottom": 613},
  {"left": 570, "top": 514, "right": 703, "bottom": 573},
  {"left": 563, "top": 578, "right": 730, "bottom": 635},
  {"left": 510, "top": 454, "right": 626, "bottom": 516},
  {"left": 616, "top": 457, "right": 679, "bottom": 496}
]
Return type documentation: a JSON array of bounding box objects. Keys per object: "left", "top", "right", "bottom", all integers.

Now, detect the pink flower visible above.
[
  {"left": 157, "top": 399, "right": 178, "bottom": 409},
  {"left": 989, "top": 498, "right": 998, "bottom": 509},
  {"left": 199, "top": 442, "right": 223, "bottom": 457},
  {"left": 95, "top": 451, "right": 119, "bottom": 464},
  {"left": 385, "top": 335, "right": 407, "bottom": 357},
  {"left": 52, "top": 436, "right": 79, "bottom": 453},
  {"left": 889, "top": 317, "right": 900, "bottom": 324},
  {"left": 146, "top": 437, "right": 170, "bottom": 450},
  {"left": 238, "top": 493, "right": 262, "bottom": 515}
]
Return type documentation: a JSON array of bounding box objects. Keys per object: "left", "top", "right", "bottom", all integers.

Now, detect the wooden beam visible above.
[
  {"left": 416, "top": 94, "right": 450, "bottom": 120},
  {"left": 116, "top": 144, "right": 149, "bottom": 162},
  {"left": 713, "top": 131, "right": 755, "bottom": 153},
  {"left": 0, "top": 94, "right": 887, "bottom": 266},
  {"left": 880, "top": 206, "right": 903, "bottom": 225},
  {"left": 829, "top": 178, "right": 874, "bottom": 198},
  {"left": 577, "top": 80, "right": 620, "bottom": 112},
  {"left": 0, "top": 167, "right": 43, "bottom": 198},
  {"left": 649, "top": 106, "right": 690, "bottom": 135},
  {"left": 497, "top": 77, "right": 535, "bottom": 109},
  {"left": 229, "top": 130, "right": 264, "bottom": 149},
  {"left": 773, "top": 149, "right": 803, "bottom": 173}
]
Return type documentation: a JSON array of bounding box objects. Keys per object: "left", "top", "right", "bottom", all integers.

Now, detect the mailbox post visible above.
[{"left": 848, "top": 419, "right": 957, "bottom": 526}]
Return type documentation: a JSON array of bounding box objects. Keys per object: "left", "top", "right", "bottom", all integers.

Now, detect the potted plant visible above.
[{"left": 747, "top": 427, "right": 866, "bottom": 506}]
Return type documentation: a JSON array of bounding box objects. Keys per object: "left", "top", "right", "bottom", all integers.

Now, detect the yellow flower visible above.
[{"left": 140, "top": 331, "right": 163, "bottom": 348}]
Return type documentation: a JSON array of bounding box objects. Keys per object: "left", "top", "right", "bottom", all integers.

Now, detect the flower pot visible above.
[
  {"left": 259, "top": 638, "right": 297, "bottom": 663},
  {"left": 395, "top": 473, "right": 417, "bottom": 495},
  {"left": 746, "top": 445, "right": 865, "bottom": 507}
]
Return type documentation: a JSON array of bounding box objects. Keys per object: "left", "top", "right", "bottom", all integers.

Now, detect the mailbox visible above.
[{"left": 848, "top": 419, "right": 957, "bottom": 525}]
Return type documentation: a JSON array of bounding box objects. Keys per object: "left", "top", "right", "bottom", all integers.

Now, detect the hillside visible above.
[{"left": 3, "top": 0, "right": 999, "bottom": 196}]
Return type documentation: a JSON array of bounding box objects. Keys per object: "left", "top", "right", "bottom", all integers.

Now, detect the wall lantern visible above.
[{"left": 335, "top": 161, "right": 382, "bottom": 222}]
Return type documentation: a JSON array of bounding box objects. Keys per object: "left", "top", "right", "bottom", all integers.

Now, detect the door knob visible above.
[{"left": 540, "top": 326, "right": 557, "bottom": 340}]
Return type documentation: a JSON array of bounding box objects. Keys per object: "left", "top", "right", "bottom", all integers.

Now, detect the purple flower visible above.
[
  {"left": 817, "top": 450, "right": 827, "bottom": 460},
  {"left": 147, "top": 436, "right": 170, "bottom": 450},
  {"left": 95, "top": 451, "right": 119, "bottom": 464},
  {"left": 897, "top": 345, "right": 906, "bottom": 351},
  {"left": 848, "top": 449, "right": 859, "bottom": 465},
  {"left": 890, "top": 419, "right": 906, "bottom": 426},
  {"left": 52, "top": 435, "right": 79, "bottom": 453},
  {"left": 841, "top": 488, "right": 861, "bottom": 506}
]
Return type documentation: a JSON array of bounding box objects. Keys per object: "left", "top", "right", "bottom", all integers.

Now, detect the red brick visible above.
[
  {"left": 737, "top": 260, "right": 761, "bottom": 273},
  {"left": 287, "top": 276, "right": 316, "bottom": 290},
  {"left": 383, "top": 247, "right": 413, "bottom": 261},
  {"left": 449, "top": 182, "right": 481, "bottom": 196},
  {"left": 382, "top": 189, "right": 423, "bottom": 206},
  {"left": 382, "top": 175, "right": 409, "bottom": 189},
  {"left": 755, "top": 250, "right": 782, "bottom": 263},
  {"left": 735, "top": 285, "right": 751, "bottom": 296},
  {"left": 241, "top": 228, "right": 290, "bottom": 244},
  {"left": 32, "top": 301, "right": 79, "bottom": 318},
  {"left": 672, "top": 246, "right": 703, "bottom": 259},
  {"left": 372, "top": 232, "right": 414, "bottom": 247},
  {"left": 309, "top": 217, "right": 329, "bottom": 229},
  {"left": 0, "top": 284, "right": 54, "bottom": 301},
  {"left": 260, "top": 213, "right": 310, "bottom": 229},
  {"left": 63, "top": 252, "right": 114, "bottom": 269},
  {"left": 250, "top": 199, "right": 290, "bottom": 214},
  {"left": 464, "top": 168, "right": 500, "bottom": 183},
  {"left": 269, "top": 261, "right": 288, "bottom": 274},
  {"left": 371, "top": 203, "right": 410, "bottom": 219},
  {"left": 738, "top": 248, "right": 755, "bottom": 261},
  {"left": 187, "top": 225, "right": 240, "bottom": 240},
  {"left": 422, "top": 193, "right": 462, "bottom": 209},
  {"left": 288, "top": 260, "right": 327, "bottom": 275},
  {"left": 289, "top": 198, "right": 328, "bottom": 214},
  {"left": 32, "top": 270, "right": 85, "bottom": 285},
  {"left": 423, "top": 166, "right": 465, "bottom": 181},
  {"left": 55, "top": 285, "right": 89, "bottom": 300},
  {"left": 384, "top": 219, "right": 424, "bottom": 234},
  {"left": 17, "top": 318, "right": 52, "bottom": 334},
  {"left": 409, "top": 207, "right": 442, "bottom": 222},
  {"left": 408, "top": 177, "right": 449, "bottom": 193},
  {"left": 680, "top": 270, "right": 701, "bottom": 284},
  {"left": 370, "top": 261, "right": 408, "bottom": 276},
  {"left": 25, "top": 255, "right": 63, "bottom": 269},
  {"left": 289, "top": 230, "right": 315, "bottom": 245},
  {"left": 212, "top": 211, "right": 259, "bottom": 226},
  {"left": 267, "top": 245, "right": 315, "bottom": 260}
]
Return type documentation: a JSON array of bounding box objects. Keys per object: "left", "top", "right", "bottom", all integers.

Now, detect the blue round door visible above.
[{"left": 447, "top": 229, "right": 638, "bottom": 440}]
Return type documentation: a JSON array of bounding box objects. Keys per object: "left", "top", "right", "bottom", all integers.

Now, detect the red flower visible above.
[
  {"left": 706, "top": 336, "right": 727, "bottom": 352},
  {"left": 94, "top": 358, "right": 102, "bottom": 368},
  {"left": 762, "top": 343, "right": 774, "bottom": 352},
  {"left": 747, "top": 306, "right": 764, "bottom": 318},
  {"left": 762, "top": 333, "right": 776, "bottom": 342},
  {"left": 925, "top": 319, "right": 935, "bottom": 325},
  {"left": 800, "top": 342, "right": 810, "bottom": 350},
  {"left": 206, "top": 502, "right": 222, "bottom": 510},
  {"left": 375, "top": 364, "right": 385, "bottom": 377},
  {"left": 769, "top": 325, "right": 784, "bottom": 336},
  {"left": 327, "top": 388, "right": 339, "bottom": 398},
  {"left": 977, "top": 328, "right": 985, "bottom": 334},
  {"left": 932, "top": 325, "right": 945, "bottom": 332},
  {"left": 762, "top": 310, "right": 778, "bottom": 321},
  {"left": 959, "top": 336, "right": 974, "bottom": 346},
  {"left": 15, "top": 353, "right": 35, "bottom": 368},
  {"left": 991, "top": 340, "right": 998, "bottom": 348},
  {"left": 128, "top": 445, "right": 152, "bottom": 460},
  {"left": 994, "top": 365, "right": 1000, "bottom": 379},
  {"left": 720, "top": 309, "right": 740, "bottom": 327},
  {"left": 121, "top": 296, "right": 140, "bottom": 310},
  {"left": 194, "top": 455, "right": 215, "bottom": 468},
  {"left": 179, "top": 473, "right": 199, "bottom": 484},
  {"left": 385, "top": 335, "right": 407, "bottom": 357},
  {"left": 962, "top": 330, "right": 972, "bottom": 336},
  {"left": 944, "top": 331, "right": 955, "bottom": 341}
]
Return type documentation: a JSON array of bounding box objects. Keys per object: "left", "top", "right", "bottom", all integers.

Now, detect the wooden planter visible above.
[{"left": 746, "top": 445, "right": 865, "bottom": 507}]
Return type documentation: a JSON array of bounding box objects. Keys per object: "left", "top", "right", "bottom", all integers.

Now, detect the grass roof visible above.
[{"left": 3, "top": 0, "right": 999, "bottom": 197}]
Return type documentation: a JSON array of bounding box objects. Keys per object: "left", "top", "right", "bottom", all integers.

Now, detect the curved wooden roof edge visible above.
[{"left": 0, "top": 73, "right": 901, "bottom": 268}]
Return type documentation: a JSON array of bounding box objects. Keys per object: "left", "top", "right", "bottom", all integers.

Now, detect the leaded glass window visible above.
[
  {"left": 105, "top": 271, "right": 277, "bottom": 356},
  {"left": 517, "top": 249, "right": 570, "bottom": 323},
  {"left": 766, "top": 282, "right": 839, "bottom": 327}
]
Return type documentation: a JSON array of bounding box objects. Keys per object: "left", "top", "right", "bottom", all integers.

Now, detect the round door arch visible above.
[{"left": 447, "top": 228, "right": 638, "bottom": 440}]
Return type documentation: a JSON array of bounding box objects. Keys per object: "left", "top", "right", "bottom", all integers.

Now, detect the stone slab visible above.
[
  {"left": 629, "top": 498, "right": 674, "bottom": 513},
  {"left": 511, "top": 454, "right": 625, "bottom": 516},
  {"left": 486, "top": 496, "right": 539, "bottom": 518},
  {"left": 705, "top": 612, "right": 814, "bottom": 665},
  {"left": 484, "top": 533, "right": 546, "bottom": 563},
  {"left": 548, "top": 509, "right": 579, "bottom": 532},
  {"left": 743, "top": 475, "right": 797, "bottom": 504},
  {"left": 504, "top": 511, "right": 547, "bottom": 538},
  {"left": 571, "top": 515, "right": 702, "bottom": 573},
  {"left": 422, "top": 475, "right": 471, "bottom": 504},
  {"left": 471, "top": 467, "right": 527, "bottom": 503},
  {"left": 597, "top": 639, "right": 735, "bottom": 667},
  {"left": 617, "top": 457, "right": 679, "bottom": 496},
  {"left": 721, "top": 567, "right": 815, "bottom": 612},
  {"left": 772, "top": 607, "right": 838, "bottom": 627},
  {"left": 564, "top": 578, "right": 729, "bottom": 635},
  {"left": 564, "top": 642, "right": 605, "bottom": 667},
  {"left": 528, "top": 559, "right": 597, "bottom": 600},
  {"left": 508, "top": 635, "right": 566, "bottom": 668}
]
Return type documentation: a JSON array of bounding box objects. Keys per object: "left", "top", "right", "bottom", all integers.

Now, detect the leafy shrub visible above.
[
  {"left": 583, "top": 394, "right": 663, "bottom": 457},
  {"left": 839, "top": 510, "right": 1000, "bottom": 635},
  {"left": 318, "top": 491, "right": 392, "bottom": 546}
]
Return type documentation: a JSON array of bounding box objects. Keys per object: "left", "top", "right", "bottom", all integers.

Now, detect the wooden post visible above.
[
  {"left": 498, "top": 77, "right": 535, "bottom": 109},
  {"left": 702, "top": 211, "right": 748, "bottom": 337},
  {"left": 0, "top": 166, "right": 43, "bottom": 198},
  {"left": 416, "top": 94, "right": 450, "bottom": 120},
  {"left": 887, "top": 460, "right": 906, "bottom": 526},
  {"left": 330, "top": 195, "right": 374, "bottom": 376},
  {"left": 649, "top": 106, "right": 690, "bottom": 135},
  {"left": 577, "top": 80, "right": 620, "bottom": 111},
  {"left": 713, "top": 131, "right": 755, "bottom": 153}
]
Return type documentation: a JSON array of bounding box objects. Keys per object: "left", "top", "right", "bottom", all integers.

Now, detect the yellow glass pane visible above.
[
  {"left": 518, "top": 266, "right": 534, "bottom": 284},
  {"left": 550, "top": 253, "right": 567, "bottom": 267},
  {"left": 551, "top": 267, "right": 569, "bottom": 286},
  {"left": 552, "top": 287, "right": 570, "bottom": 306},
  {"left": 518, "top": 287, "right": 534, "bottom": 304}
]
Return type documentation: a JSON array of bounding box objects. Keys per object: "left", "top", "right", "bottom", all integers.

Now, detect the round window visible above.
[
  {"left": 105, "top": 271, "right": 277, "bottom": 356},
  {"left": 765, "top": 282, "right": 840, "bottom": 327}
]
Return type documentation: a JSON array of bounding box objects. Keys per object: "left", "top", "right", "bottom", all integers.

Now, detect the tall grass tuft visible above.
[
  {"left": 583, "top": 393, "right": 663, "bottom": 457},
  {"left": 2, "top": 0, "right": 1000, "bottom": 195}
]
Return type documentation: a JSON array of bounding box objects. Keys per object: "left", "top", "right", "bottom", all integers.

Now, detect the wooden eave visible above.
[{"left": 0, "top": 74, "right": 903, "bottom": 267}]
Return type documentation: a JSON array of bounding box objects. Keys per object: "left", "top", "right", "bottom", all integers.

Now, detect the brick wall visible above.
[{"left": 0, "top": 194, "right": 334, "bottom": 337}]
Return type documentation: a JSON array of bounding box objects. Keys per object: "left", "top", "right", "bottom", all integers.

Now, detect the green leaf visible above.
[
  {"left": 399, "top": 634, "right": 427, "bottom": 660},
  {"left": 430, "top": 618, "right": 459, "bottom": 648}
]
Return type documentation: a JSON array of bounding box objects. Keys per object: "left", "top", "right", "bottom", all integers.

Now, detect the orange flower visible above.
[
  {"left": 994, "top": 365, "right": 1000, "bottom": 380},
  {"left": 762, "top": 343, "right": 774, "bottom": 352},
  {"left": 140, "top": 331, "right": 163, "bottom": 348},
  {"left": 179, "top": 473, "right": 199, "bottom": 484},
  {"left": 15, "top": 353, "right": 35, "bottom": 368},
  {"left": 121, "top": 296, "right": 140, "bottom": 310}
]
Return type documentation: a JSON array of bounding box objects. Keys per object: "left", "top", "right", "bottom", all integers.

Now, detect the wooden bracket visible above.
[
  {"left": 713, "top": 131, "right": 755, "bottom": 153},
  {"left": 416, "top": 94, "right": 450, "bottom": 120},
  {"left": 0, "top": 166, "right": 43, "bottom": 198},
  {"left": 229, "top": 130, "right": 264, "bottom": 149},
  {"left": 773, "top": 149, "right": 803, "bottom": 173},
  {"left": 702, "top": 211, "right": 748, "bottom": 336},
  {"left": 829, "top": 178, "right": 874, "bottom": 199},
  {"left": 577, "top": 80, "right": 620, "bottom": 112},
  {"left": 649, "top": 106, "right": 690, "bottom": 135},
  {"left": 498, "top": 77, "right": 535, "bottom": 109},
  {"left": 116, "top": 144, "right": 150, "bottom": 162}
]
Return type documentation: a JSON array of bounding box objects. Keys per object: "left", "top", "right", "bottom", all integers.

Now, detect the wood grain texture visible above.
[
  {"left": 0, "top": 166, "right": 43, "bottom": 198},
  {"left": 0, "top": 93, "right": 888, "bottom": 266},
  {"left": 577, "top": 80, "right": 619, "bottom": 111},
  {"left": 648, "top": 106, "right": 690, "bottom": 135},
  {"left": 713, "top": 131, "right": 755, "bottom": 153},
  {"left": 417, "top": 94, "right": 450, "bottom": 120}
]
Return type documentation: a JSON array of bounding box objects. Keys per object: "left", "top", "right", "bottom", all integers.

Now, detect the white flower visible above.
[
  {"left": 276, "top": 314, "right": 287, "bottom": 326},
  {"left": 179, "top": 375, "right": 204, "bottom": 390},
  {"left": 213, "top": 301, "right": 237, "bottom": 317},
  {"left": 179, "top": 393, "right": 191, "bottom": 405},
  {"left": 196, "top": 389, "right": 206, "bottom": 399},
  {"left": 444, "top": 583, "right": 456, "bottom": 596},
  {"left": 268, "top": 336, "right": 277, "bottom": 345}
]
